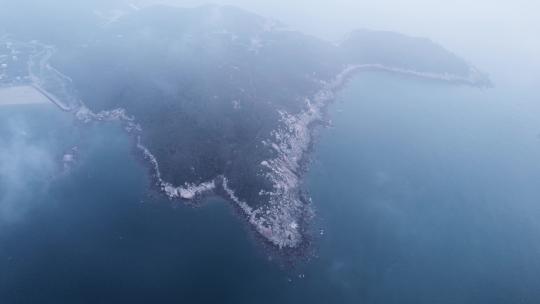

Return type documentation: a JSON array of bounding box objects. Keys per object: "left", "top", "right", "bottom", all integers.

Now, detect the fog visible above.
[
  {"left": 2, "top": 0, "right": 538, "bottom": 84},
  {"left": 0, "top": 0, "right": 538, "bottom": 223},
  {"left": 146, "top": 0, "right": 539, "bottom": 82},
  {"left": 0, "top": 115, "right": 55, "bottom": 226},
  {"left": 1, "top": 1, "right": 540, "bottom": 301},
  {"left": 0, "top": 0, "right": 538, "bottom": 225}
]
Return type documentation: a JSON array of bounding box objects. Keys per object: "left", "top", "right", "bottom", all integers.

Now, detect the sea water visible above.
[
  {"left": 307, "top": 72, "right": 540, "bottom": 303},
  {"left": 1, "top": 71, "right": 540, "bottom": 303}
]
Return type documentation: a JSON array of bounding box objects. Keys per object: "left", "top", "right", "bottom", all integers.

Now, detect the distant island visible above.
[{"left": 0, "top": 4, "right": 489, "bottom": 252}]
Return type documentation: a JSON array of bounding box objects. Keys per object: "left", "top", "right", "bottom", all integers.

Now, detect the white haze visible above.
[
  {"left": 0, "top": 116, "right": 55, "bottom": 226},
  {"left": 1, "top": 0, "right": 538, "bottom": 224},
  {"left": 146, "top": 0, "right": 539, "bottom": 86}
]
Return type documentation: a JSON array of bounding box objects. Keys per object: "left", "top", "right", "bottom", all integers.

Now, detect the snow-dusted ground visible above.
[
  {"left": 229, "top": 66, "right": 367, "bottom": 249},
  {"left": 244, "top": 63, "right": 488, "bottom": 249},
  {"left": 136, "top": 137, "right": 217, "bottom": 200},
  {"left": 3, "top": 37, "right": 218, "bottom": 202},
  {"left": 2, "top": 33, "right": 488, "bottom": 250}
]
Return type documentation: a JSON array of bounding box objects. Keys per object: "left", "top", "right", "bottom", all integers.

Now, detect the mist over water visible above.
[
  {"left": 0, "top": 105, "right": 63, "bottom": 226},
  {"left": 1, "top": 0, "right": 539, "bottom": 303}
]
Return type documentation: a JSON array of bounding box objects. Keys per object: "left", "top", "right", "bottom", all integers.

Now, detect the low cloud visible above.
[{"left": 0, "top": 115, "right": 56, "bottom": 226}]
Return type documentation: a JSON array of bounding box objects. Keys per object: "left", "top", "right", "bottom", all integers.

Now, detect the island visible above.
[{"left": 0, "top": 4, "right": 490, "bottom": 252}]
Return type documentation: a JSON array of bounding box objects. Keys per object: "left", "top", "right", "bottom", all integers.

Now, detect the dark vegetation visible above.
[{"left": 0, "top": 3, "right": 482, "bottom": 211}]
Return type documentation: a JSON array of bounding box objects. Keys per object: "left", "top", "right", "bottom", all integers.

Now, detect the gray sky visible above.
[{"left": 144, "top": 0, "right": 539, "bottom": 86}]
